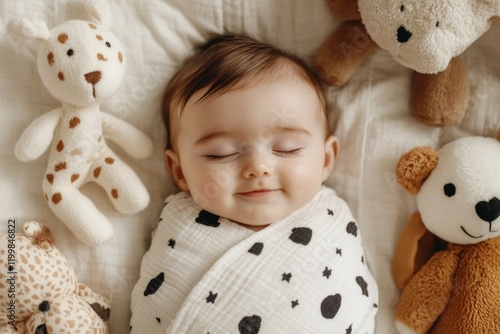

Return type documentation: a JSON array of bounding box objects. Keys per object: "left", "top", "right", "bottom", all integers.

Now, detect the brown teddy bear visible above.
[
  {"left": 392, "top": 133, "right": 500, "bottom": 333},
  {"left": 313, "top": 0, "right": 500, "bottom": 126},
  {"left": 0, "top": 221, "right": 111, "bottom": 333}
]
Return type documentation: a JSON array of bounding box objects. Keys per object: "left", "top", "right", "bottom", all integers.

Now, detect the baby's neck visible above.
[{"left": 235, "top": 222, "right": 268, "bottom": 232}]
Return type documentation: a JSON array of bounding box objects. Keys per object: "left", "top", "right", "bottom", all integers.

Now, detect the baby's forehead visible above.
[
  {"left": 183, "top": 78, "right": 325, "bottom": 129},
  {"left": 188, "top": 72, "right": 320, "bottom": 108}
]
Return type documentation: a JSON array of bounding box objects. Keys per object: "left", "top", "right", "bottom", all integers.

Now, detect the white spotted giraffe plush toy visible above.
[{"left": 7, "top": 0, "right": 153, "bottom": 246}]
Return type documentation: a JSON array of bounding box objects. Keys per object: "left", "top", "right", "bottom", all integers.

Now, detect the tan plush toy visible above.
[
  {"left": 392, "top": 133, "right": 500, "bottom": 333},
  {"left": 0, "top": 221, "right": 111, "bottom": 333},
  {"left": 314, "top": 0, "right": 500, "bottom": 126}
]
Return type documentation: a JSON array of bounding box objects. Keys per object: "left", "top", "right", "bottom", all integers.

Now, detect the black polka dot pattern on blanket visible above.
[
  {"left": 206, "top": 291, "right": 217, "bottom": 303},
  {"left": 356, "top": 276, "right": 369, "bottom": 296},
  {"left": 195, "top": 210, "right": 220, "bottom": 227},
  {"left": 320, "top": 294, "right": 342, "bottom": 319},
  {"left": 323, "top": 267, "right": 332, "bottom": 279},
  {"left": 238, "top": 315, "right": 261, "bottom": 334},
  {"left": 289, "top": 227, "right": 312, "bottom": 245},
  {"left": 248, "top": 242, "right": 264, "bottom": 255},
  {"left": 346, "top": 221, "right": 358, "bottom": 237},
  {"left": 282, "top": 272, "right": 292, "bottom": 282},
  {"left": 144, "top": 272, "right": 164, "bottom": 297}
]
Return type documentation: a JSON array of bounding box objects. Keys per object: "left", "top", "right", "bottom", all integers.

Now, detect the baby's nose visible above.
[{"left": 242, "top": 153, "right": 273, "bottom": 178}]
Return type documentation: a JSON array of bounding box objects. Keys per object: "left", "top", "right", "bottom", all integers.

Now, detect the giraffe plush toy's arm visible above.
[
  {"left": 14, "top": 108, "right": 62, "bottom": 161},
  {"left": 101, "top": 112, "right": 153, "bottom": 159}
]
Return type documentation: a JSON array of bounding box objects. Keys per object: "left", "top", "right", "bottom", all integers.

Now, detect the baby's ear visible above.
[
  {"left": 7, "top": 17, "right": 50, "bottom": 47},
  {"left": 396, "top": 147, "right": 438, "bottom": 194},
  {"left": 165, "top": 150, "right": 189, "bottom": 192},
  {"left": 84, "top": 0, "right": 113, "bottom": 28},
  {"left": 322, "top": 135, "right": 339, "bottom": 181}
]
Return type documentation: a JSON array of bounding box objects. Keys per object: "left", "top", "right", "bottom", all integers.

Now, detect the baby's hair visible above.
[{"left": 162, "top": 33, "right": 329, "bottom": 150}]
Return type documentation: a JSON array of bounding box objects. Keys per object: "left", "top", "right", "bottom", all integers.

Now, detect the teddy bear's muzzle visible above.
[{"left": 475, "top": 197, "right": 500, "bottom": 224}]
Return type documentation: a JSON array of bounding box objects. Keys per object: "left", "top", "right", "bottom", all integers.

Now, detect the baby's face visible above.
[{"left": 167, "top": 76, "right": 337, "bottom": 229}]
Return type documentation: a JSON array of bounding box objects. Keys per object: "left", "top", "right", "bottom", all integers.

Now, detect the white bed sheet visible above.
[{"left": 1, "top": 1, "right": 500, "bottom": 333}]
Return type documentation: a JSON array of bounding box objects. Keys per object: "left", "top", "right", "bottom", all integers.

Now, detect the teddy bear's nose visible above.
[
  {"left": 475, "top": 197, "right": 500, "bottom": 223},
  {"left": 84, "top": 71, "right": 102, "bottom": 85},
  {"left": 397, "top": 26, "right": 412, "bottom": 43},
  {"left": 39, "top": 300, "right": 50, "bottom": 312}
]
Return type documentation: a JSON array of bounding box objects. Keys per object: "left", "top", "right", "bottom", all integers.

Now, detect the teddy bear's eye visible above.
[
  {"left": 67, "top": 49, "right": 74, "bottom": 56},
  {"left": 444, "top": 183, "right": 456, "bottom": 197},
  {"left": 400, "top": 5, "right": 404, "bottom": 12},
  {"left": 106, "top": 42, "right": 111, "bottom": 48},
  {"left": 436, "top": 21, "right": 440, "bottom": 27}
]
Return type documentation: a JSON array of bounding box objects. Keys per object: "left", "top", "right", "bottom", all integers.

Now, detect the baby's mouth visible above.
[{"left": 237, "top": 189, "right": 277, "bottom": 197}]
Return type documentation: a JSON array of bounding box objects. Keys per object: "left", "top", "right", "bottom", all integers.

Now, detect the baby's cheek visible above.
[
  {"left": 187, "top": 164, "right": 235, "bottom": 200},
  {"left": 283, "top": 163, "right": 324, "bottom": 191}
]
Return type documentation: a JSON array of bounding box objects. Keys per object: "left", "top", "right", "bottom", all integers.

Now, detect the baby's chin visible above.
[
  {"left": 227, "top": 211, "right": 290, "bottom": 231},
  {"left": 235, "top": 222, "right": 269, "bottom": 232}
]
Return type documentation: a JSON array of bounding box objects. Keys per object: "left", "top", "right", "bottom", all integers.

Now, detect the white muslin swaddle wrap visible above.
[{"left": 130, "top": 186, "right": 378, "bottom": 333}]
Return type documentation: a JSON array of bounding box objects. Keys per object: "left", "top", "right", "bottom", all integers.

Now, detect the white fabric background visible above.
[{"left": 1, "top": 1, "right": 499, "bottom": 333}]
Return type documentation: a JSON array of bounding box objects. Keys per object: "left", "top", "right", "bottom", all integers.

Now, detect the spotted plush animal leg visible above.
[
  {"left": 0, "top": 323, "right": 23, "bottom": 333},
  {"left": 44, "top": 186, "right": 114, "bottom": 246},
  {"left": 91, "top": 149, "right": 149, "bottom": 214}
]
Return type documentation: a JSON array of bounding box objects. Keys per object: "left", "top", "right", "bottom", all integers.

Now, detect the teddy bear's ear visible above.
[
  {"left": 84, "top": 0, "right": 113, "bottom": 28},
  {"left": 396, "top": 147, "right": 439, "bottom": 194},
  {"left": 6, "top": 17, "right": 50, "bottom": 47},
  {"left": 23, "top": 221, "right": 56, "bottom": 250}
]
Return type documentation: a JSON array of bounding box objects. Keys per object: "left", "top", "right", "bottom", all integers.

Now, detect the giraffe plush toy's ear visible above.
[
  {"left": 23, "top": 221, "right": 56, "bottom": 251},
  {"left": 84, "top": 0, "right": 113, "bottom": 28},
  {"left": 6, "top": 17, "right": 50, "bottom": 47}
]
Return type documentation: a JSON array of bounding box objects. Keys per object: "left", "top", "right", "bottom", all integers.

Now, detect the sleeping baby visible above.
[{"left": 130, "top": 33, "right": 378, "bottom": 334}]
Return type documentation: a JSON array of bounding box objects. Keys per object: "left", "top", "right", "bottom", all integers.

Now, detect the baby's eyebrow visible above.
[
  {"left": 195, "top": 126, "right": 312, "bottom": 146},
  {"left": 272, "top": 126, "right": 312, "bottom": 136},
  {"left": 194, "top": 131, "right": 235, "bottom": 145}
]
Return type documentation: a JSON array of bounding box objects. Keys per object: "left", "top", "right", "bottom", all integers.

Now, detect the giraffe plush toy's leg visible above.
[
  {"left": 43, "top": 183, "right": 114, "bottom": 246},
  {"left": 90, "top": 148, "right": 150, "bottom": 215}
]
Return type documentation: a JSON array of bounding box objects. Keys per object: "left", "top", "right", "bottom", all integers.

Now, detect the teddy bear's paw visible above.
[
  {"left": 314, "top": 21, "right": 377, "bottom": 87},
  {"left": 395, "top": 320, "right": 419, "bottom": 334},
  {"left": 327, "top": 0, "right": 362, "bottom": 21},
  {"left": 411, "top": 58, "right": 469, "bottom": 127}
]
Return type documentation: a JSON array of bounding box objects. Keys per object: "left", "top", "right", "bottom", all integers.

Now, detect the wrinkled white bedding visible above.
[{"left": 1, "top": 1, "right": 499, "bottom": 333}]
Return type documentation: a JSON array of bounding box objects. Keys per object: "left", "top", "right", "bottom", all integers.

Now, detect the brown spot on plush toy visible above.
[
  {"left": 313, "top": 0, "right": 500, "bottom": 126},
  {"left": 392, "top": 132, "right": 500, "bottom": 333}
]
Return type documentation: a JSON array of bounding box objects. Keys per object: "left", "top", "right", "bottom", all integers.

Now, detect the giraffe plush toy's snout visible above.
[{"left": 6, "top": 0, "right": 153, "bottom": 246}]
